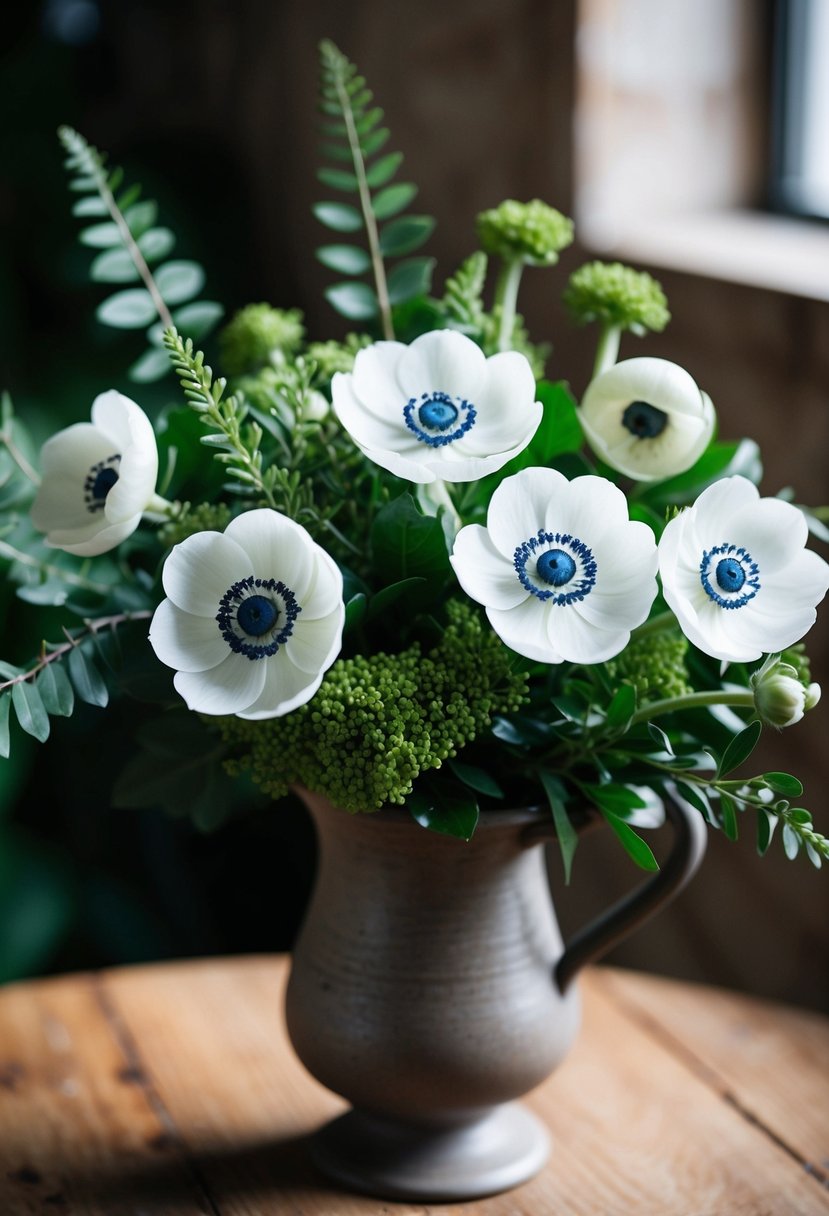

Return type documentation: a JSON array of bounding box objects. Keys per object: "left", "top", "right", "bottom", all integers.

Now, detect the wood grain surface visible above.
[{"left": 0, "top": 956, "right": 827, "bottom": 1214}]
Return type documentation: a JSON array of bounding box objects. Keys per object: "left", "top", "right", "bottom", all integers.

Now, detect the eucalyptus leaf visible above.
[
  {"left": 79, "top": 222, "right": 121, "bottom": 248},
  {"left": 36, "top": 664, "right": 74, "bottom": 717},
  {"left": 124, "top": 200, "right": 158, "bottom": 237},
  {"left": 763, "top": 771, "right": 803, "bottom": 797},
  {"left": 325, "top": 281, "right": 379, "bottom": 321},
  {"left": 0, "top": 693, "right": 10, "bottom": 759},
  {"left": 11, "top": 682, "right": 50, "bottom": 743},
  {"left": 68, "top": 647, "right": 109, "bottom": 707},
  {"left": 137, "top": 227, "right": 176, "bottom": 262},
  {"left": 317, "top": 167, "right": 360, "bottom": 192},
  {"left": 313, "top": 201, "right": 364, "bottom": 232},
  {"left": 718, "top": 720, "right": 762, "bottom": 777},
  {"left": 90, "top": 247, "right": 140, "bottom": 284},
  {"left": 171, "top": 301, "right": 224, "bottom": 340},
  {"left": 128, "top": 348, "right": 172, "bottom": 384},
  {"left": 96, "top": 289, "right": 158, "bottom": 329},
  {"left": 316, "top": 244, "right": 372, "bottom": 275},
  {"left": 72, "top": 196, "right": 108, "bottom": 217},
  {"left": 366, "top": 151, "right": 403, "bottom": 188},
  {"left": 154, "top": 260, "right": 205, "bottom": 305},
  {"left": 387, "top": 256, "right": 435, "bottom": 305},
  {"left": 782, "top": 822, "right": 801, "bottom": 860},
  {"left": 379, "top": 215, "right": 435, "bottom": 256},
  {"left": 372, "top": 182, "right": 417, "bottom": 219}
]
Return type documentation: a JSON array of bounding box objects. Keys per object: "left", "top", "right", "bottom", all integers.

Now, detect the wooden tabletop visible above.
[{"left": 0, "top": 957, "right": 827, "bottom": 1215}]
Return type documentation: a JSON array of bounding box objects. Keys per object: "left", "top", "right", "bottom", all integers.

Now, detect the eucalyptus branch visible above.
[
  {"left": 0, "top": 538, "right": 113, "bottom": 593},
  {"left": 58, "top": 127, "right": 174, "bottom": 330},
  {"left": 0, "top": 610, "right": 152, "bottom": 695},
  {"left": 163, "top": 328, "right": 278, "bottom": 508},
  {"left": 0, "top": 396, "right": 41, "bottom": 486}
]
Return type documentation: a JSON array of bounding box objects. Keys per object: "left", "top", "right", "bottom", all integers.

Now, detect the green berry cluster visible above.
[
  {"left": 220, "top": 304, "right": 306, "bottom": 376},
  {"left": 605, "top": 630, "right": 691, "bottom": 702},
  {"left": 476, "top": 199, "right": 574, "bottom": 265},
  {"left": 563, "top": 261, "right": 670, "bottom": 334},
  {"left": 217, "top": 601, "right": 528, "bottom": 812},
  {"left": 306, "top": 333, "right": 371, "bottom": 385},
  {"left": 159, "top": 501, "right": 234, "bottom": 548}
]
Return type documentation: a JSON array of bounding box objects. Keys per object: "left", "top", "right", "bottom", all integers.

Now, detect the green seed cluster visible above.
[
  {"left": 217, "top": 601, "right": 528, "bottom": 812},
  {"left": 563, "top": 261, "right": 670, "bottom": 334},
  {"left": 605, "top": 630, "right": 691, "bottom": 702},
  {"left": 306, "top": 333, "right": 371, "bottom": 386},
  {"left": 476, "top": 199, "right": 574, "bottom": 265},
  {"left": 220, "top": 304, "right": 306, "bottom": 375},
  {"left": 159, "top": 502, "right": 234, "bottom": 548}
]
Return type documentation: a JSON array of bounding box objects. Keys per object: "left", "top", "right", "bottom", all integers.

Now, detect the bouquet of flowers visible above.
[{"left": 2, "top": 41, "right": 828, "bottom": 884}]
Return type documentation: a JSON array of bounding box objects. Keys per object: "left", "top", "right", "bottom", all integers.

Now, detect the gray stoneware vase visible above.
[{"left": 286, "top": 786, "right": 707, "bottom": 1202}]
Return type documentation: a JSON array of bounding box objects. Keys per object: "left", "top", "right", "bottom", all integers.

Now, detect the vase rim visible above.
[{"left": 293, "top": 785, "right": 548, "bottom": 830}]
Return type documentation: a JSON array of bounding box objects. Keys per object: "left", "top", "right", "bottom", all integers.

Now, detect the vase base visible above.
[{"left": 309, "top": 1102, "right": 550, "bottom": 1202}]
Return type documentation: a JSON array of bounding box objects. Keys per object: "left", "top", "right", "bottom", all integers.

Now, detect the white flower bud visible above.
[{"left": 751, "top": 656, "right": 820, "bottom": 729}]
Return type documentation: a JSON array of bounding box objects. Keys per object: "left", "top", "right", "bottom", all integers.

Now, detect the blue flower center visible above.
[
  {"left": 514, "top": 531, "right": 597, "bottom": 604},
  {"left": 536, "top": 549, "right": 576, "bottom": 587},
  {"left": 84, "top": 454, "right": 121, "bottom": 513},
  {"left": 700, "top": 543, "right": 760, "bottom": 610},
  {"left": 403, "top": 390, "right": 476, "bottom": 447},
  {"left": 216, "top": 576, "right": 300, "bottom": 660},
  {"left": 622, "top": 400, "right": 668, "bottom": 439},
  {"left": 236, "top": 594, "right": 279, "bottom": 637}
]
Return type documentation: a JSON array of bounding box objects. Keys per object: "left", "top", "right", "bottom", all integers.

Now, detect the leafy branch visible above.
[
  {"left": 315, "top": 40, "right": 435, "bottom": 334},
  {"left": 59, "top": 126, "right": 223, "bottom": 382}
]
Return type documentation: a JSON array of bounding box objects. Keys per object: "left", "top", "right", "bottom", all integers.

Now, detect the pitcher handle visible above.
[{"left": 522, "top": 794, "right": 707, "bottom": 994}]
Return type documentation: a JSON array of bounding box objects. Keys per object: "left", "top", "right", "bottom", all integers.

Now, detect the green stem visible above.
[
  {"left": 592, "top": 323, "right": 622, "bottom": 378},
  {"left": 494, "top": 259, "right": 525, "bottom": 352},
  {"left": 630, "top": 689, "right": 755, "bottom": 727},
  {"left": 0, "top": 539, "right": 112, "bottom": 593},
  {"left": 0, "top": 430, "right": 41, "bottom": 486},
  {"left": 93, "top": 164, "right": 173, "bottom": 331},
  {"left": 629, "top": 611, "right": 677, "bottom": 643},
  {"left": 334, "top": 73, "right": 393, "bottom": 340}
]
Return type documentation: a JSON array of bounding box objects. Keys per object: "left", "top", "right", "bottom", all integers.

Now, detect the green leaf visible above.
[
  {"left": 387, "top": 256, "right": 435, "bottom": 305},
  {"left": 585, "top": 783, "right": 647, "bottom": 817},
  {"left": 11, "top": 682, "right": 50, "bottom": 743},
  {"left": 128, "top": 348, "right": 172, "bottom": 384},
  {"left": 137, "top": 227, "right": 176, "bottom": 262},
  {"left": 0, "top": 693, "right": 10, "bottom": 758},
  {"left": 317, "top": 167, "right": 360, "bottom": 192},
  {"left": 719, "top": 791, "right": 739, "bottom": 841},
  {"left": 96, "top": 289, "right": 158, "bottom": 329},
  {"left": 36, "top": 664, "right": 74, "bottom": 717},
  {"left": 370, "top": 493, "right": 450, "bottom": 583},
  {"left": 601, "top": 809, "right": 659, "bottom": 871},
  {"left": 367, "top": 576, "right": 428, "bottom": 619},
  {"left": 782, "top": 822, "right": 801, "bottom": 860},
  {"left": 647, "top": 721, "right": 674, "bottom": 756},
  {"left": 674, "top": 780, "right": 716, "bottom": 825},
  {"left": 379, "top": 215, "right": 435, "bottom": 256},
  {"left": 763, "top": 771, "right": 803, "bottom": 797},
  {"left": 316, "top": 244, "right": 372, "bottom": 275},
  {"left": 68, "top": 647, "right": 109, "bottom": 707},
  {"left": 344, "top": 592, "right": 367, "bottom": 631},
  {"left": 366, "top": 151, "right": 404, "bottom": 188},
  {"left": 154, "top": 260, "right": 205, "bottom": 305},
  {"left": 72, "top": 196, "right": 108, "bottom": 217},
  {"left": 171, "top": 301, "right": 224, "bottom": 340},
  {"left": 718, "top": 720, "right": 762, "bottom": 777},
  {"left": 313, "top": 201, "right": 364, "bottom": 232},
  {"left": 642, "top": 439, "right": 762, "bottom": 507},
  {"left": 605, "top": 683, "right": 636, "bottom": 731},
  {"left": 124, "top": 200, "right": 158, "bottom": 237},
  {"left": 90, "top": 247, "right": 140, "bottom": 283},
  {"left": 79, "top": 222, "right": 121, "bottom": 248},
  {"left": 360, "top": 127, "right": 390, "bottom": 156},
  {"left": 325, "top": 281, "right": 379, "bottom": 321},
  {"left": 541, "top": 771, "right": 579, "bottom": 883},
  {"left": 408, "top": 787, "right": 479, "bottom": 841},
  {"left": 756, "top": 807, "right": 776, "bottom": 855},
  {"left": 447, "top": 759, "right": 504, "bottom": 800},
  {"left": 372, "top": 182, "right": 417, "bottom": 219}
]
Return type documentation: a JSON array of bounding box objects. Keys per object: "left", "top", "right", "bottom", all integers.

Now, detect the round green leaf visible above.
[
  {"left": 317, "top": 167, "right": 359, "bottom": 192},
  {"left": 387, "top": 256, "right": 435, "bottom": 304},
  {"left": 171, "top": 301, "right": 224, "bottom": 340},
  {"left": 316, "top": 244, "right": 371, "bottom": 275},
  {"left": 366, "top": 151, "right": 403, "bottom": 189},
  {"left": 137, "top": 227, "right": 176, "bottom": 263},
  {"left": 96, "top": 289, "right": 158, "bottom": 329},
  {"left": 313, "top": 201, "right": 363, "bottom": 233},
  {"left": 79, "top": 222, "right": 121, "bottom": 248},
  {"left": 90, "top": 247, "right": 140, "bottom": 284},
  {"left": 128, "top": 348, "right": 172, "bottom": 383},
  {"left": 154, "top": 260, "right": 205, "bottom": 306},
  {"left": 325, "top": 281, "right": 379, "bottom": 321},
  {"left": 124, "top": 200, "right": 158, "bottom": 237},
  {"left": 372, "top": 182, "right": 417, "bottom": 219},
  {"left": 379, "top": 215, "right": 435, "bottom": 256},
  {"left": 72, "top": 196, "right": 108, "bottom": 217}
]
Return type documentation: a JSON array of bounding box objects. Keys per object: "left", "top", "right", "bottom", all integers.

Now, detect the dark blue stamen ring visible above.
[
  {"left": 514, "top": 530, "right": 597, "bottom": 604},
  {"left": 403, "top": 390, "right": 476, "bottom": 447},
  {"left": 700, "top": 543, "right": 760, "bottom": 609},
  {"left": 216, "top": 576, "right": 300, "bottom": 660},
  {"left": 622, "top": 400, "right": 668, "bottom": 439},
  {"left": 84, "top": 454, "right": 121, "bottom": 513}
]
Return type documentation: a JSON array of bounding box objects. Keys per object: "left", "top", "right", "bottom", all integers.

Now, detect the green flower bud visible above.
[
  {"left": 564, "top": 261, "right": 670, "bottom": 334},
  {"left": 220, "top": 304, "right": 305, "bottom": 376},
  {"left": 307, "top": 334, "right": 371, "bottom": 385},
  {"left": 476, "top": 199, "right": 574, "bottom": 266},
  {"left": 751, "top": 655, "right": 821, "bottom": 729}
]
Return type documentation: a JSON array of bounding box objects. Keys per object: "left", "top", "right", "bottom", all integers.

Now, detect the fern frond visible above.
[
  {"left": 59, "top": 127, "right": 223, "bottom": 382},
  {"left": 441, "top": 252, "right": 489, "bottom": 334},
  {"left": 314, "top": 41, "right": 436, "bottom": 338}
]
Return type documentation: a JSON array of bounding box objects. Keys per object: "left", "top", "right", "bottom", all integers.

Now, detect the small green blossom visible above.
[
  {"left": 217, "top": 600, "right": 528, "bottom": 811},
  {"left": 306, "top": 333, "right": 371, "bottom": 385},
  {"left": 476, "top": 199, "right": 574, "bottom": 266},
  {"left": 604, "top": 630, "right": 691, "bottom": 702},
  {"left": 158, "top": 501, "right": 234, "bottom": 548},
  {"left": 220, "top": 304, "right": 306, "bottom": 376},
  {"left": 564, "top": 261, "right": 670, "bottom": 334}
]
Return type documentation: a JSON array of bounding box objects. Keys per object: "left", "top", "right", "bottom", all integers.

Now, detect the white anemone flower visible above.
[
  {"left": 31, "top": 390, "right": 158, "bottom": 556},
  {"left": 331, "top": 330, "right": 542, "bottom": 484},
  {"left": 149, "top": 509, "right": 344, "bottom": 719},
  {"left": 579, "top": 357, "right": 715, "bottom": 482},
  {"left": 450, "top": 468, "right": 659, "bottom": 664},
  {"left": 658, "top": 476, "right": 829, "bottom": 663}
]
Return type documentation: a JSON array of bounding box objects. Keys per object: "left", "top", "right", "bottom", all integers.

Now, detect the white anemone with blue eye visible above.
[
  {"left": 658, "top": 476, "right": 829, "bottom": 663},
  {"left": 30, "top": 390, "right": 158, "bottom": 556},
  {"left": 149, "top": 509, "right": 344, "bottom": 720},
  {"left": 331, "top": 329, "right": 543, "bottom": 484},
  {"left": 579, "top": 357, "right": 715, "bottom": 483},
  {"left": 450, "top": 467, "right": 659, "bottom": 664}
]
